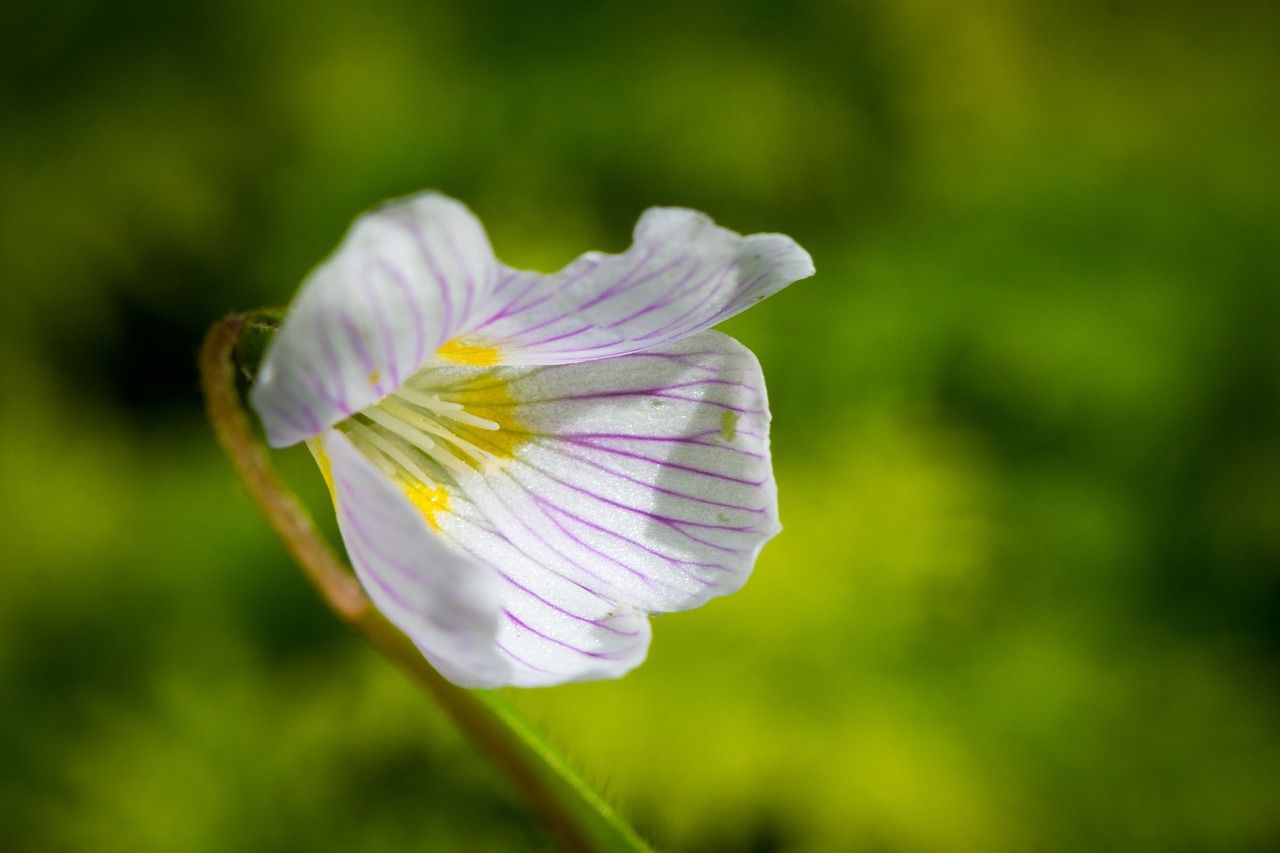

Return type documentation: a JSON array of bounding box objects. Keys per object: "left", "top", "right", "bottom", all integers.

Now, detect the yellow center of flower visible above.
[{"left": 334, "top": 359, "right": 526, "bottom": 530}]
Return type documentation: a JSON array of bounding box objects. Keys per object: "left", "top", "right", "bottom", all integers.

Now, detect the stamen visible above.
[
  {"left": 351, "top": 398, "right": 495, "bottom": 481},
  {"left": 436, "top": 408, "right": 501, "bottom": 430},
  {"left": 344, "top": 368, "right": 514, "bottom": 491},
  {"left": 361, "top": 406, "right": 437, "bottom": 452},
  {"left": 380, "top": 400, "right": 499, "bottom": 465},
  {"left": 393, "top": 387, "right": 464, "bottom": 412},
  {"left": 345, "top": 430, "right": 400, "bottom": 478},
  {"left": 391, "top": 387, "right": 499, "bottom": 430},
  {"left": 358, "top": 407, "right": 475, "bottom": 478},
  {"left": 344, "top": 421, "right": 439, "bottom": 489}
]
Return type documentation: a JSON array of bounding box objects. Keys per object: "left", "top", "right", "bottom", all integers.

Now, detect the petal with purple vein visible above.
[
  {"left": 252, "top": 193, "right": 499, "bottom": 447},
  {"left": 320, "top": 429, "right": 511, "bottom": 688},
  {"left": 324, "top": 429, "right": 652, "bottom": 687},
  {"left": 458, "top": 207, "right": 813, "bottom": 365},
  {"left": 428, "top": 330, "right": 780, "bottom": 614},
  {"left": 437, "top": 504, "right": 653, "bottom": 687}
]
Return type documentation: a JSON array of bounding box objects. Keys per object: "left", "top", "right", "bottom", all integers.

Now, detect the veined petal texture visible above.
[
  {"left": 462, "top": 207, "right": 814, "bottom": 365},
  {"left": 253, "top": 194, "right": 499, "bottom": 447},
  {"left": 251, "top": 192, "right": 808, "bottom": 687},
  {"left": 320, "top": 429, "right": 510, "bottom": 688},
  {"left": 426, "top": 330, "right": 779, "bottom": 615},
  {"left": 323, "top": 429, "right": 652, "bottom": 687}
]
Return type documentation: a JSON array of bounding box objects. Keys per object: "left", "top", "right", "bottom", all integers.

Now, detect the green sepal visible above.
[{"left": 232, "top": 306, "right": 287, "bottom": 384}]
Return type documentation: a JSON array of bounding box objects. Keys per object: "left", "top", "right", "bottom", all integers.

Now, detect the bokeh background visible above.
[{"left": 3, "top": 0, "right": 1279, "bottom": 850}]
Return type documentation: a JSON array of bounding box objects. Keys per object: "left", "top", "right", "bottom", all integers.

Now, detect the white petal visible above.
[
  {"left": 425, "top": 330, "right": 779, "bottom": 615},
  {"left": 252, "top": 193, "right": 499, "bottom": 447},
  {"left": 324, "top": 429, "right": 652, "bottom": 688},
  {"left": 321, "top": 429, "right": 511, "bottom": 688},
  {"left": 440, "top": 515, "right": 654, "bottom": 687},
  {"left": 460, "top": 207, "right": 813, "bottom": 365}
]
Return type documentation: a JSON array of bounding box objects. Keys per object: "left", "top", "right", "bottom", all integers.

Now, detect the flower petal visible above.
[
  {"left": 459, "top": 207, "right": 813, "bottom": 365},
  {"left": 252, "top": 193, "right": 499, "bottom": 447},
  {"left": 320, "top": 428, "right": 510, "bottom": 688},
  {"left": 323, "top": 429, "right": 652, "bottom": 688},
  {"left": 441, "top": 513, "right": 654, "bottom": 687},
  {"left": 424, "top": 330, "right": 779, "bottom": 615}
]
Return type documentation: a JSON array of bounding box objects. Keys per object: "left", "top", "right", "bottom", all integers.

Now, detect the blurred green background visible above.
[{"left": 3, "top": 0, "right": 1279, "bottom": 850}]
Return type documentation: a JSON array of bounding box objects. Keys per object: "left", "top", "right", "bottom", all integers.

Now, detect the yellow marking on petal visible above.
[
  {"left": 307, "top": 437, "right": 337, "bottom": 500},
  {"left": 400, "top": 479, "right": 450, "bottom": 530},
  {"left": 313, "top": 433, "right": 449, "bottom": 531},
  {"left": 367, "top": 370, "right": 381, "bottom": 386},
  {"left": 437, "top": 339, "right": 501, "bottom": 366},
  {"left": 437, "top": 372, "right": 527, "bottom": 464}
]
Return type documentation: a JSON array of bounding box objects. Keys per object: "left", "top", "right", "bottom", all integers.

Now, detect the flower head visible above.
[{"left": 250, "top": 192, "right": 813, "bottom": 687}]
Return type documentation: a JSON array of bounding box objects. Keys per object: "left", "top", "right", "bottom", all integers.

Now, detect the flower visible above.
[{"left": 250, "top": 192, "right": 814, "bottom": 688}]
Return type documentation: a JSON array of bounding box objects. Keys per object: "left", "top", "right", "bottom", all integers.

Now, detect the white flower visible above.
[{"left": 250, "top": 192, "right": 814, "bottom": 687}]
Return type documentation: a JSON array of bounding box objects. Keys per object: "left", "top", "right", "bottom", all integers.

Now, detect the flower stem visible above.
[{"left": 200, "top": 313, "right": 654, "bottom": 853}]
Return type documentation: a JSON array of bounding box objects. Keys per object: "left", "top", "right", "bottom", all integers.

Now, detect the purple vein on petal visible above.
[
  {"left": 513, "top": 452, "right": 760, "bottom": 532},
  {"left": 535, "top": 500, "right": 736, "bottom": 581},
  {"left": 347, "top": 539, "right": 416, "bottom": 612},
  {"left": 496, "top": 382, "right": 764, "bottom": 414},
  {"left": 541, "top": 441, "right": 770, "bottom": 514},
  {"left": 339, "top": 314, "right": 376, "bottom": 378},
  {"left": 332, "top": 468, "right": 429, "bottom": 580},
  {"left": 502, "top": 314, "right": 599, "bottom": 345},
  {"left": 496, "top": 571, "right": 643, "bottom": 636},
  {"left": 599, "top": 348, "right": 743, "bottom": 373},
  {"left": 533, "top": 339, "right": 631, "bottom": 358},
  {"left": 377, "top": 257, "right": 428, "bottom": 368},
  {"left": 710, "top": 265, "right": 780, "bottom": 326},
  {"left": 538, "top": 502, "right": 735, "bottom": 578},
  {"left": 515, "top": 324, "right": 615, "bottom": 349},
  {"left": 529, "top": 492, "right": 729, "bottom": 583},
  {"left": 602, "top": 260, "right": 704, "bottom": 329},
  {"left": 298, "top": 371, "right": 347, "bottom": 414},
  {"left": 442, "top": 509, "right": 651, "bottom": 628},
  {"left": 396, "top": 218, "right": 455, "bottom": 343},
  {"left": 257, "top": 392, "right": 321, "bottom": 436},
  {"left": 485, "top": 382, "right": 729, "bottom": 404},
  {"left": 337, "top": 498, "right": 429, "bottom": 587},
  {"left": 633, "top": 262, "right": 740, "bottom": 341},
  {"left": 337, "top": 512, "right": 418, "bottom": 612},
  {"left": 567, "top": 439, "right": 771, "bottom": 485},
  {"left": 502, "top": 610, "right": 635, "bottom": 660},
  {"left": 494, "top": 641, "right": 553, "bottom": 674},
  {"left": 316, "top": 330, "right": 352, "bottom": 414},
  {"left": 607, "top": 251, "right": 690, "bottom": 301},
  {"left": 471, "top": 280, "right": 551, "bottom": 330},
  {"left": 553, "top": 256, "right": 605, "bottom": 292},
  {"left": 523, "top": 481, "right": 737, "bottom": 572},
  {"left": 361, "top": 260, "right": 400, "bottom": 389},
  {"left": 575, "top": 246, "right": 662, "bottom": 311},
  {"left": 507, "top": 464, "right": 729, "bottom": 579},
  {"left": 655, "top": 519, "right": 755, "bottom": 555},
  {"left": 535, "top": 490, "right": 750, "bottom": 559},
  {"left": 477, "top": 464, "right": 668, "bottom": 591},
  {"left": 443, "top": 227, "right": 477, "bottom": 326},
  {"left": 563, "top": 431, "right": 757, "bottom": 449}
]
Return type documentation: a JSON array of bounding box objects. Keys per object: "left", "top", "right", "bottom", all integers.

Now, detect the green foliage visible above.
[{"left": 2, "top": 0, "right": 1278, "bottom": 850}]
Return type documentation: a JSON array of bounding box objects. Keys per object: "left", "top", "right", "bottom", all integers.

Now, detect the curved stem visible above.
[{"left": 200, "top": 314, "right": 653, "bottom": 853}]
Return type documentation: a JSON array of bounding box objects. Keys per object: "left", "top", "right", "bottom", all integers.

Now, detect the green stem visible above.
[{"left": 200, "top": 314, "right": 654, "bottom": 853}]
